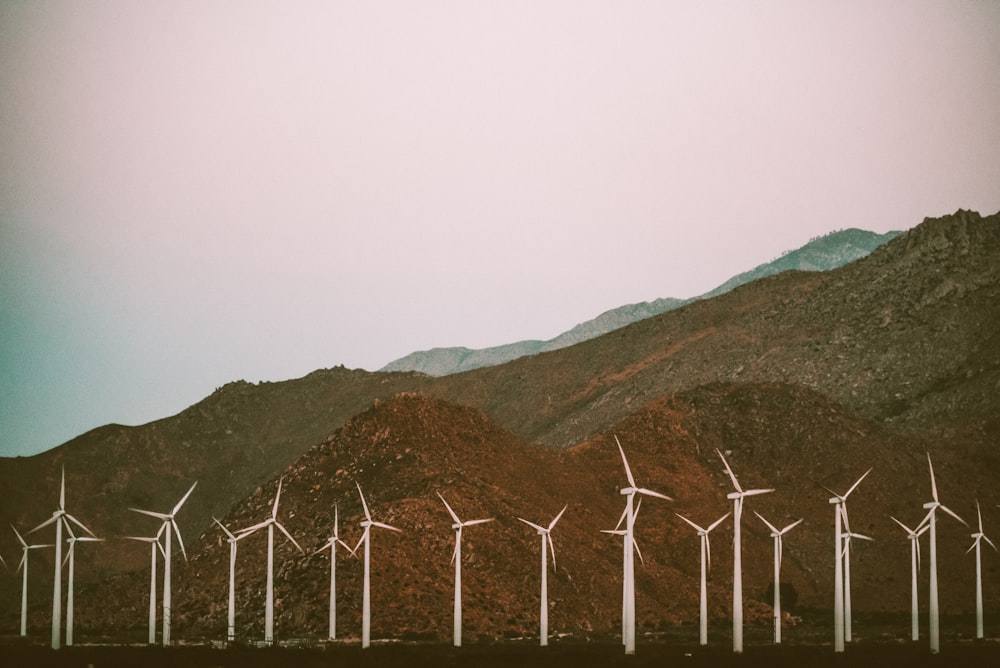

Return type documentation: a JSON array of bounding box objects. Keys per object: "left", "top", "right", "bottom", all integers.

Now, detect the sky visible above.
[{"left": 2, "top": 1, "right": 999, "bottom": 458}]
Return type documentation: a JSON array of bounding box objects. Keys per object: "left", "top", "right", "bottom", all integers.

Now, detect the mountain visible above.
[
  {"left": 0, "top": 209, "right": 996, "bottom": 643},
  {"left": 379, "top": 228, "right": 901, "bottom": 376}
]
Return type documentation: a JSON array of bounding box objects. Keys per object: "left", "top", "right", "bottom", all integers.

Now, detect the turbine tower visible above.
[
  {"left": 438, "top": 492, "right": 493, "bottom": 648},
  {"left": 236, "top": 477, "right": 304, "bottom": 646},
  {"left": 716, "top": 449, "right": 773, "bottom": 653},
  {"left": 890, "top": 515, "right": 929, "bottom": 641},
  {"left": 213, "top": 518, "right": 251, "bottom": 642},
  {"left": 63, "top": 530, "right": 103, "bottom": 646},
  {"left": 967, "top": 500, "right": 996, "bottom": 640},
  {"left": 923, "top": 453, "right": 966, "bottom": 654},
  {"left": 27, "top": 467, "right": 96, "bottom": 650},
  {"left": 754, "top": 512, "right": 802, "bottom": 644},
  {"left": 129, "top": 480, "right": 197, "bottom": 646},
  {"left": 12, "top": 525, "right": 53, "bottom": 637},
  {"left": 125, "top": 525, "right": 166, "bottom": 645},
  {"left": 353, "top": 482, "right": 400, "bottom": 648},
  {"left": 517, "top": 505, "right": 567, "bottom": 646},
  {"left": 821, "top": 467, "right": 870, "bottom": 652},
  {"left": 616, "top": 436, "right": 672, "bottom": 655},
  {"left": 840, "top": 506, "right": 872, "bottom": 643},
  {"left": 313, "top": 504, "right": 356, "bottom": 641},
  {"left": 676, "top": 512, "right": 730, "bottom": 645}
]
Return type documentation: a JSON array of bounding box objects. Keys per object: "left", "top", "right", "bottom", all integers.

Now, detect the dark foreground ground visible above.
[{"left": 3, "top": 614, "right": 999, "bottom": 667}]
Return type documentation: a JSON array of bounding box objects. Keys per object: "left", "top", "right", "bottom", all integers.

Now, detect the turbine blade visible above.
[
  {"left": 236, "top": 519, "right": 270, "bottom": 535},
  {"left": 632, "top": 537, "right": 645, "bottom": 565},
  {"left": 371, "top": 521, "right": 401, "bottom": 533},
  {"left": 338, "top": 538, "right": 358, "bottom": 558},
  {"left": 62, "top": 544, "right": 73, "bottom": 568},
  {"left": 613, "top": 504, "right": 629, "bottom": 532},
  {"left": 976, "top": 500, "right": 984, "bottom": 533},
  {"left": 716, "top": 449, "right": 742, "bottom": 493},
  {"left": 64, "top": 513, "right": 97, "bottom": 538},
  {"left": 356, "top": 483, "right": 372, "bottom": 522},
  {"left": 984, "top": 535, "right": 998, "bottom": 553},
  {"left": 927, "top": 453, "right": 938, "bottom": 502},
  {"left": 637, "top": 487, "right": 673, "bottom": 501},
  {"left": 843, "top": 468, "right": 872, "bottom": 499},
  {"left": 966, "top": 538, "right": 978, "bottom": 555},
  {"left": 549, "top": 505, "right": 568, "bottom": 531},
  {"left": 675, "top": 513, "right": 705, "bottom": 533},
  {"left": 172, "top": 520, "right": 188, "bottom": 561},
  {"left": 778, "top": 537, "right": 783, "bottom": 570},
  {"left": 275, "top": 521, "right": 304, "bottom": 553},
  {"left": 173, "top": 481, "right": 198, "bottom": 516},
  {"left": 17, "top": 554, "right": 27, "bottom": 574},
  {"left": 939, "top": 504, "right": 968, "bottom": 527},
  {"left": 27, "top": 515, "right": 58, "bottom": 534},
  {"left": 130, "top": 508, "right": 169, "bottom": 521},
  {"left": 63, "top": 519, "right": 77, "bottom": 541},
  {"left": 548, "top": 534, "right": 557, "bottom": 571},
  {"left": 462, "top": 518, "right": 493, "bottom": 527},
  {"left": 271, "top": 477, "right": 284, "bottom": 519},
  {"left": 753, "top": 511, "right": 779, "bottom": 534},
  {"left": 742, "top": 488, "right": 774, "bottom": 497},
  {"left": 333, "top": 504, "right": 339, "bottom": 540},
  {"left": 312, "top": 540, "right": 332, "bottom": 557},
  {"left": 60, "top": 466, "right": 66, "bottom": 510},
  {"left": 213, "top": 517, "right": 237, "bottom": 541},
  {"left": 781, "top": 518, "right": 804, "bottom": 534},
  {"left": 890, "top": 516, "right": 913, "bottom": 535},
  {"left": 705, "top": 534, "right": 712, "bottom": 574},
  {"left": 518, "top": 518, "right": 546, "bottom": 533},
  {"left": 615, "top": 435, "right": 637, "bottom": 487},
  {"left": 706, "top": 512, "right": 731, "bottom": 533},
  {"left": 11, "top": 524, "right": 27, "bottom": 548},
  {"left": 601, "top": 529, "right": 626, "bottom": 536},
  {"left": 352, "top": 532, "right": 366, "bottom": 556},
  {"left": 450, "top": 535, "right": 459, "bottom": 565},
  {"left": 437, "top": 492, "right": 461, "bottom": 524},
  {"left": 916, "top": 535, "right": 922, "bottom": 572}
]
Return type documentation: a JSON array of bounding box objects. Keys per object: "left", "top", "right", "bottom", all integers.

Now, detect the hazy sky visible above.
[{"left": 2, "top": 1, "right": 999, "bottom": 458}]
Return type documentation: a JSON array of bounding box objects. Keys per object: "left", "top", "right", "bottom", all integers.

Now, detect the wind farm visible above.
[{"left": 0, "top": 212, "right": 999, "bottom": 666}]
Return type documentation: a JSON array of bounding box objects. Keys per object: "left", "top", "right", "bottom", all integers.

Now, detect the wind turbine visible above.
[
  {"left": 63, "top": 530, "right": 103, "bottom": 646},
  {"left": 676, "top": 512, "right": 730, "bottom": 645},
  {"left": 353, "top": 482, "right": 400, "bottom": 648},
  {"left": 967, "top": 500, "right": 997, "bottom": 640},
  {"left": 236, "top": 476, "right": 304, "bottom": 646},
  {"left": 129, "top": 480, "right": 197, "bottom": 646},
  {"left": 27, "top": 466, "right": 96, "bottom": 649},
  {"left": 820, "top": 467, "right": 871, "bottom": 652},
  {"left": 213, "top": 517, "right": 252, "bottom": 642},
  {"left": 891, "top": 515, "right": 930, "bottom": 641},
  {"left": 12, "top": 525, "right": 53, "bottom": 637},
  {"left": 125, "top": 525, "right": 166, "bottom": 645},
  {"left": 616, "top": 436, "right": 672, "bottom": 655},
  {"left": 313, "top": 504, "right": 356, "bottom": 641},
  {"left": 754, "top": 512, "right": 802, "bottom": 644},
  {"left": 923, "top": 453, "right": 966, "bottom": 654},
  {"left": 716, "top": 449, "right": 773, "bottom": 653},
  {"left": 438, "top": 492, "right": 493, "bottom": 648},
  {"left": 602, "top": 501, "right": 646, "bottom": 650},
  {"left": 517, "top": 505, "right": 567, "bottom": 646},
  {"left": 840, "top": 506, "right": 873, "bottom": 643}
]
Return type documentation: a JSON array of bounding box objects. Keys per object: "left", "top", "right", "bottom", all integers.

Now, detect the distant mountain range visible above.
[{"left": 380, "top": 228, "right": 902, "bottom": 376}]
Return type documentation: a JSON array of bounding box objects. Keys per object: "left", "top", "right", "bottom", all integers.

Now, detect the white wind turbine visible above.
[
  {"left": 716, "top": 449, "right": 773, "bottom": 653},
  {"left": 213, "top": 517, "right": 252, "bottom": 642},
  {"left": 313, "top": 504, "right": 356, "bottom": 641},
  {"left": 236, "top": 476, "right": 304, "bottom": 646},
  {"left": 754, "top": 512, "right": 802, "bottom": 644},
  {"left": 353, "top": 482, "right": 401, "bottom": 648},
  {"left": 438, "top": 491, "right": 494, "bottom": 648},
  {"left": 820, "top": 467, "right": 871, "bottom": 652},
  {"left": 27, "top": 466, "right": 96, "bottom": 649},
  {"left": 840, "top": 506, "right": 873, "bottom": 643},
  {"left": 676, "top": 512, "right": 730, "bottom": 646},
  {"left": 967, "top": 500, "right": 997, "bottom": 640},
  {"left": 923, "top": 453, "right": 966, "bottom": 654},
  {"left": 615, "top": 436, "right": 672, "bottom": 655},
  {"left": 63, "top": 529, "right": 103, "bottom": 646},
  {"left": 125, "top": 524, "right": 166, "bottom": 645},
  {"left": 517, "top": 505, "right": 567, "bottom": 646},
  {"left": 12, "top": 525, "right": 53, "bottom": 637},
  {"left": 129, "top": 480, "right": 197, "bottom": 646},
  {"left": 890, "top": 514, "right": 930, "bottom": 641}
]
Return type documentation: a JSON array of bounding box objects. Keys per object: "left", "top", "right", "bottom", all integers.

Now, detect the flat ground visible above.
[{"left": 3, "top": 614, "right": 999, "bottom": 668}]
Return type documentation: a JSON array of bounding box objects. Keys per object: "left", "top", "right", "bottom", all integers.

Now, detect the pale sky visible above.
[{"left": 2, "top": 1, "right": 999, "bottom": 458}]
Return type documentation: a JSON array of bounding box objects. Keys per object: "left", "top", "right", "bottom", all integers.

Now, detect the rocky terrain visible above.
[{"left": 0, "top": 209, "right": 997, "bottom": 647}]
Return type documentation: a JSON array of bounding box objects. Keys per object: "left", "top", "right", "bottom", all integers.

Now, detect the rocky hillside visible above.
[{"left": 381, "top": 229, "right": 901, "bottom": 376}]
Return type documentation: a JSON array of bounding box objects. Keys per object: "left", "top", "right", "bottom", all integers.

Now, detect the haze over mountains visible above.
[
  {"left": 0, "top": 210, "right": 997, "bottom": 643},
  {"left": 380, "top": 228, "right": 902, "bottom": 376}
]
